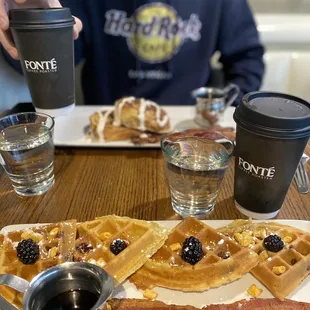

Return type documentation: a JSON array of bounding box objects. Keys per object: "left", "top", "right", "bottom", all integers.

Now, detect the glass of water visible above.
[
  {"left": 0, "top": 112, "right": 55, "bottom": 196},
  {"left": 161, "top": 131, "right": 235, "bottom": 218}
]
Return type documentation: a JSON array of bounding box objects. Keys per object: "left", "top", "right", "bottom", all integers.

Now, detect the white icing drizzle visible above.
[
  {"left": 138, "top": 99, "right": 148, "bottom": 131},
  {"left": 139, "top": 133, "right": 148, "bottom": 138},
  {"left": 96, "top": 109, "right": 114, "bottom": 141},
  {"left": 113, "top": 96, "right": 135, "bottom": 126},
  {"left": 154, "top": 102, "right": 169, "bottom": 128},
  {"left": 112, "top": 96, "right": 169, "bottom": 131},
  {"left": 138, "top": 98, "right": 169, "bottom": 131}
]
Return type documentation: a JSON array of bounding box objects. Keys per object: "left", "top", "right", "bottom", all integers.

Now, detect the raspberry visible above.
[
  {"left": 181, "top": 236, "right": 203, "bottom": 265},
  {"left": 263, "top": 235, "right": 284, "bottom": 252},
  {"left": 16, "top": 239, "right": 39, "bottom": 264},
  {"left": 110, "top": 239, "right": 128, "bottom": 255}
]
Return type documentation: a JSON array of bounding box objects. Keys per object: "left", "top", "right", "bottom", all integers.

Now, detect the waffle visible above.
[
  {"left": 218, "top": 219, "right": 310, "bottom": 299},
  {"left": 130, "top": 217, "right": 260, "bottom": 291},
  {"left": 0, "top": 220, "right": 77, "bottom": 309},
  {"left": 75, "top": 215, "right": 168, "bottom": 285}
]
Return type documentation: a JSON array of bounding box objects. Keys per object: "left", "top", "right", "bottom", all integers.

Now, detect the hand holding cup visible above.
[{"left": 0, "top": 0, "right": 82, "bottom": 59}]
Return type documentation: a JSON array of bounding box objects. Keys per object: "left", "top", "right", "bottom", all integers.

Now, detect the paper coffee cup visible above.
[
  {"left": 9, "top": 8, "right": 75, "bottom": 117},
  {"left": 233, "top": 91, "right": 310, "bottom": 219}
]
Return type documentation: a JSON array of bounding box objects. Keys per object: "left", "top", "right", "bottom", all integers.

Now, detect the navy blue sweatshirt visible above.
[{"left": 4, "top": 0, "right": 264, "bottom": 106}]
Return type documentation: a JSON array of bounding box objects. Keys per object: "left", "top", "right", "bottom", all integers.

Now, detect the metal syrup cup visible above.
[
  {"left": 0, "top": 262, "right": 114, "bottom": 310},
  {"left": 192, "top": 84, "right": 240, "bottom": 127}
]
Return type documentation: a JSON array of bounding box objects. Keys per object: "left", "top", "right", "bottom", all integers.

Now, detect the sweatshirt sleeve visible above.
[
  {"left": 1, "top": 48, "right": 22, "bottom": 74},
  {"left": 217, "top": 0, "right": 265, "bottom": 105}
]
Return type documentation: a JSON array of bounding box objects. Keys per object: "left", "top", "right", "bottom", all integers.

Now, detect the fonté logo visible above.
[
  {"left": 238, "top": 157, "right": 275, "bottom": 180},
  {"left": 24, "top": 58, "right": 57, "bottom": 73}
]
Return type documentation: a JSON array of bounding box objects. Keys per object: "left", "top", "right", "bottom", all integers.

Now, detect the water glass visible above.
[
  {"left": 0, "top": 112, "right": 55, "bottom": 196},
  {"left": 161, "top": 131, "right": 235, "bottom": 218}
]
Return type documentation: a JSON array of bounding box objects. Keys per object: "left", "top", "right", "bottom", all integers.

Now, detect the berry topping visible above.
[
  {"left": 181, "top": 236, "right": 203, "bottom": 265},
  {"left": 16, "top": 239, "right": 40, "bottom": 265},
  {"left": 76, "top": 242, "right": 93, "bottom": 254},
  {"left": 217, "top": 251, "right": 230, "bottom": 259},
  {"left": 263, "top": 235, "right": 284, "bottom": 252},
  {"left": 110, "top": 238, "right": 128, "bottom": 255}
]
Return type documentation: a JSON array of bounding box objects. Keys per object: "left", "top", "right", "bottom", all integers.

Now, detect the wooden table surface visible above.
[{"left": 0, "top": 146, "right": 309, "bottom": 228}]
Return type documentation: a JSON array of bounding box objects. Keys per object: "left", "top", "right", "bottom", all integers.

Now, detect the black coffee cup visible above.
[
  {"left": 9, "top": 8, "right": 75, "bottom": 117},
  {"left": 234, "top": 91, "right": 310, "bottom": 219}
]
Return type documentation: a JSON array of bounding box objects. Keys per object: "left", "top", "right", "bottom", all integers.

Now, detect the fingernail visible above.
[{"left": 9, "top": 48, "right": 18, "bottom": 59}]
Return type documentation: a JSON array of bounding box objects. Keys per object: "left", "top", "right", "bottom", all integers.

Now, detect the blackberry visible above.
[
  {"left": 16, "top": 239, "right": 39, "bottom": 264},
  {"left": 181, "top": 236, "right": 203, "bottom": 265},
  {"left": 110, "top": 239, "right": 128, "bottom": 255},
  {"left": 263, "top": 235, "right": 284, "bottom": 252}
]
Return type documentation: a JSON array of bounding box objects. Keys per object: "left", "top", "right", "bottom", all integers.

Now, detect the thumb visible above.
[{"left": 73, "top": 16, "right": 82, "bottom": 40}]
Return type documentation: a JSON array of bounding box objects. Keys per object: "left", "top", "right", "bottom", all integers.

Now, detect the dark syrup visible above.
[{"left": 41, "top": 289, "right": 99, "bottom": 310}]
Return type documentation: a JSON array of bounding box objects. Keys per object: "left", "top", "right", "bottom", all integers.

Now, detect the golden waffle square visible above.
[
  {"left": 75, "top": 215, "right": 168, "bottom": 285},
  {"left": 130, "top": 217, "right": 260, "bottom": 291},
  {"left": 218, "top": 220, "right": 310, "bottom": 299},
  {"left": 0, "top": 220, "right": 77, "bottom": 309}
]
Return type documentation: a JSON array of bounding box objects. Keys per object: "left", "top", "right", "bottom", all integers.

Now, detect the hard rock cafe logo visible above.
[
  {"left": 238, "top": 157, "right": 275, "bottom": 180},
  {"left": 104, "top": 3, "right": 202, "bottom": 63}
]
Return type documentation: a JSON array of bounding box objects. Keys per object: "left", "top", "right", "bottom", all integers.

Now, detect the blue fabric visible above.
[{"left": 3, "top": 0, "right": 264, "bottom": 106}]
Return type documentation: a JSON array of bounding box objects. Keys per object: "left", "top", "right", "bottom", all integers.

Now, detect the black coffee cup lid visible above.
[
  {"left": 234, "top": 91, "right": 310, "bottom": 139},
  {"left": 9, "top": 8, "right": 74, "bottom": 28}
]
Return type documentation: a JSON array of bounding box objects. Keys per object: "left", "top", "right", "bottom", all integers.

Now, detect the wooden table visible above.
[{"left": 0, "top": 146, "right": 309, "bottom": 228}]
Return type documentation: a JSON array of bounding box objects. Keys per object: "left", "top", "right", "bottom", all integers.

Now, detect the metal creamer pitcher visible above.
[
  {"left": 192, "top": 84, "right": 240, "bottom": 127},
  {"left": 0, "top": 262, "right": 114, "bottom": 310}
]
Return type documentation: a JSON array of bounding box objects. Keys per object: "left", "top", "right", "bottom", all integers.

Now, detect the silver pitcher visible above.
[
  {"left": 192, "top": 84, "right": 240, "bottom": 127},
  {"left": 0, "top": 262, "right": 114, "bottom": 310}
]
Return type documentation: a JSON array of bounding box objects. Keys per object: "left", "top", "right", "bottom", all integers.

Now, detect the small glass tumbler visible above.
[
  {"left": 161, "top": 130, "right": 235, "bottom": 218},
  {"left": 0, "top": 112, "right": 55, "bottom": 196}
]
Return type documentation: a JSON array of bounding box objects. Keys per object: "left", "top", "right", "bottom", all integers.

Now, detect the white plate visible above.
[
  {"left": 53, "top": 106, "right": 236, "bottom": 148},
  {"left": 1, "top": 220, "right": 310, "bottom": 307}
]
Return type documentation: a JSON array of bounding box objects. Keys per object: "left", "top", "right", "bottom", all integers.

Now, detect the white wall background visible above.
[{"left": 249, "top": 0, "right": 310, "bottom": 14}]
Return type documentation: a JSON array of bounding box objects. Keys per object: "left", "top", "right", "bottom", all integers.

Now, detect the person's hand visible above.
[{"left": 0, "top": 0, "right": 82, "bottom": 59}]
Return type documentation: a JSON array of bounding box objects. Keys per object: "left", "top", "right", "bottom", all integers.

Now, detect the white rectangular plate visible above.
[
  {"left": 53, "top": 106, "right": 236, "bottom": 148},
  {"left": 2, "top": 220, "right": 309, "bottom": 307}
]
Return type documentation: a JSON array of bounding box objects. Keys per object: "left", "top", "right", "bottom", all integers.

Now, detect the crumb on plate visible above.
[
  {"left": 247, "top": 284, "right": 263, "bottom": 298},
  {"left": 143, "top": 289, "right": 158, "bottom": 300}
]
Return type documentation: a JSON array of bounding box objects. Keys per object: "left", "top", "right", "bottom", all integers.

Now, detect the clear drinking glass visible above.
[
  {"left": 161, "top": 131, "right": 235, "bottom": 218},
  {"left": 0, "top": 112, "right": 55, "bottom": 196}
]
